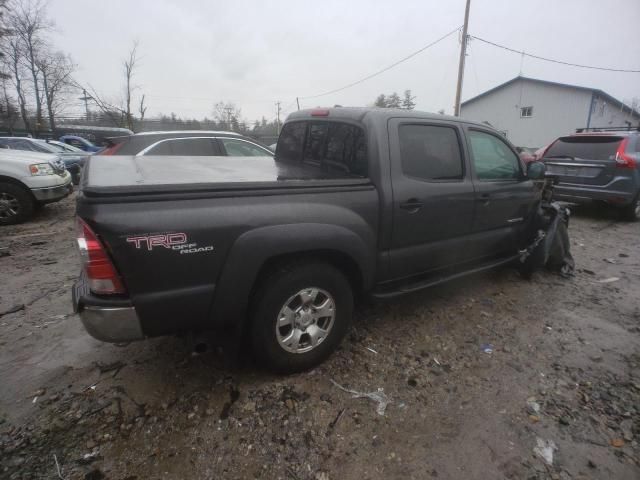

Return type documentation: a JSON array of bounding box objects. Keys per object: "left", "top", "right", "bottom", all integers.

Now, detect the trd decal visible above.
[
  {"left": 127, "top": 233, "right": 187, "bottom": 250},
  {"left": 126, "top": 233, "right": 213, "bottom": 254}
]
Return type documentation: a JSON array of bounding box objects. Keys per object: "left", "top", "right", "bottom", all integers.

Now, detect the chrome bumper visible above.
[
  {"left": 79, "top": 305, "right": 144, "bottom": 343},
  {"left": 31, "top": 180, "right": 73, "bottom": 203}
]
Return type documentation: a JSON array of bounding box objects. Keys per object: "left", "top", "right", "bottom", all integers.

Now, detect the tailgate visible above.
[{"left": 543, "top": 135, "right": 623, "bottom": 186}]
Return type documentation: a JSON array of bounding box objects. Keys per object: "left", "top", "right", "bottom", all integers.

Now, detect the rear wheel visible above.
[
  {"left": 0, "top": 182, "right": 35, "bottom": 226},
  {"left": 621, "top": 193, "right": 640, "bottom": 221},
  {"left": 250, "top": 262, "right": 353, "bottom": 373}
]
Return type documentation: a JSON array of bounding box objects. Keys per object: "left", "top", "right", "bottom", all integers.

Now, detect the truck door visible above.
[
  {"left": 388, "top": 119, "right": 476, "bottom": 279},
  {"left": 464, "top": 127, "right": 538, "bottom": 259}
]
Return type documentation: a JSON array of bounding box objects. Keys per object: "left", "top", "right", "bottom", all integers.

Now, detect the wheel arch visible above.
[
  {"left": 0, "top": 176, "right": 36, "bottom": 200},
  {"left": 209, "top": 223, "right": 376, "bottom": 333}
]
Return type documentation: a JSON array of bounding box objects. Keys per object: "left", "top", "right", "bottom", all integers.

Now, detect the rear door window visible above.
[
  {"left": 220, "top": 138, "right": 272, "bottom": 157},
  {"left": 277, "top": 122, "right": 306, "bottom": 162},
  {"left": 545, "top": 136, "right": 623, "bottom": 160},
  {"left": 468, "top": 130, "right": 521, "bottom": 180},
  {"left": 399, "top": 124, "right": 463, "bottom": 181}
]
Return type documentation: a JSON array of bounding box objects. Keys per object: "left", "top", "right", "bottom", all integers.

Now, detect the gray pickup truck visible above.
[{"left": 73, "top": 107, "right": 547, "bottom": 372}]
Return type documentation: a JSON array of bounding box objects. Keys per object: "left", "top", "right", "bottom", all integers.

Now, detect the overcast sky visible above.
[{"left": 50, "top": 0, "right": 640, "bottom": 123}]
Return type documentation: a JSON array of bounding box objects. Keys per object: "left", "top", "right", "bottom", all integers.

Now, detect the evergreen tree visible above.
[
  {"left": 387, "top": 92, "right": 401, "bottom": 108},
  {"left": 374, "top": 94, "right": 387, "bottom": 108},
  {"left": 402, "top": 90, "right": 416, "bottom": 110}
]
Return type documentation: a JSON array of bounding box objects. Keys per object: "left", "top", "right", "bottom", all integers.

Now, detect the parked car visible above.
[
  {"left": 541, "top": 127, "right": 640, "bottom": 220},
  {"left": 101, "top": 130, "right": 274, "bottom": 157},
  {"left": 73, "top": 107, "right": 547, "bottom": 373},
  {"left": 0, "top": 149, "right": 72, "bottom": 225},
  {"left": 46, "top": 139, "right": 87, "bottom": 154},
  {"left": 59, "top": 135, "right": 103, "bottom": 153},
  {"left": 0, "top": 137, "right": 87, "bottom": 185}
]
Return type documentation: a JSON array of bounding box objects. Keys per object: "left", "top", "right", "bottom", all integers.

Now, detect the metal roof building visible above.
[{"left": 460, "top": 76, "right": 640, "bottom": 148}]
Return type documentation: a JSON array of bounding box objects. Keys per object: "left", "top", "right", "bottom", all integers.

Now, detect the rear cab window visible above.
[
  {"left": 277, "top": 121, "right": 367, "bottom": 177},
  {"left": 545, "top": 136, "right": 624, "bottom": 160}
]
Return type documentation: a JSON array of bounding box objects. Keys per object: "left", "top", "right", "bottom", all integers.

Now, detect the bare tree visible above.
[
  {"left": 138, "top": 93, "right": 146, "bottom": 123},
  {"left": 1, "top": 75, "right": 19, "bottom": 133},
  {"left": 37, "top": 50, "right": 74, "bottom": 130},
  {"left": 9, "top": 0, "right": 52, "bottom": 133},
  {"left": 212, "top": 101, "right": 241, "bottom": 130},
  {"left": 123, "top": 40, "right": 139, "bottom": 131},
  {"left": 2, "top": 37, "right": 31, "bottom": 132}
]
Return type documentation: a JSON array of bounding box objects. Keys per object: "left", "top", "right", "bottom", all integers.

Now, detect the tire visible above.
[
  {"left": 0, "top": 182, "right": 35, "bottom": 226},
  {"left": 621, "top": 193, "right": 640, "bottom": 221},
  {"left": 250, "top": 261, "right": 353, "bottom": 374}
]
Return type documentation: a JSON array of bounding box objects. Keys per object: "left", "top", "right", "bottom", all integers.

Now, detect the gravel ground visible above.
[{"left": 0, "top": 194, "right": 638, "bottom": 480}]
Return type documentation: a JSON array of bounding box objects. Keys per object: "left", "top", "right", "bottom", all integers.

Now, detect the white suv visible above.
[{"left": 0, "top": 149, "right": 72, "bottom": 225}]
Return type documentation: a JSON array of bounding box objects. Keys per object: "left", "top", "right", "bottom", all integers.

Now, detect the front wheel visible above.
[
  {"left": 0, "top": 182, "right": 35, "bottom": 226},
  {"left": 250, "top": 262, "right": 353, "bottom": 373}
]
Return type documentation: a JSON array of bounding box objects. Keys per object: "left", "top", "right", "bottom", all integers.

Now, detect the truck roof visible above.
[{"left": 286, "top": 107, "right": 488, "bottom": 128}]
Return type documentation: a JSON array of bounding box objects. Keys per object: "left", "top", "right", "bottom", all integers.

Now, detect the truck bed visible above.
[{"left": 83, "top": 155, "right": 371, "bottom": 197}]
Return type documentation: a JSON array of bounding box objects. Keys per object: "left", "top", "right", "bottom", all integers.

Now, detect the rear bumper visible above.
[
  {"left": 31, "top": 178, "right": 73, "bottom": 203},
  {"left": 553, "top": 183, "right": 636, "bottom": 205},
  {"left": 73, "top": 272, "right": 144, "bottom": 342}
]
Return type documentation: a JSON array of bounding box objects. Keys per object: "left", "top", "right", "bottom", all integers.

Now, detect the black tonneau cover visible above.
[{"left": 82, "top": 155, "right": 371, "bottom": 197}]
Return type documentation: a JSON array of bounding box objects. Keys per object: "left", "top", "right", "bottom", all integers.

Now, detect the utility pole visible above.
[
  {"left": 454, "top": 0, "right": 471, "bottom": 117},
  {"left": 79, "top": 89, "right": 92, "bottom": 122},
  {"left": 296, "top": 97, "right": 300, "bottom": 111},
  {"left": 224, "top": 106, "right": 233, "bottom": 131},
  {"left": 276, "top": 101, "right": 282, "bottom": 135}
]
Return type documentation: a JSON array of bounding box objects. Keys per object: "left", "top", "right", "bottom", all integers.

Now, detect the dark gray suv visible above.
[{"left": 542, "top": 128, "right": 640, "bottom": 220}]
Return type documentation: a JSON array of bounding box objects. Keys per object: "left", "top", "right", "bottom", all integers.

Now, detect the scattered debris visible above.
[
  {"left": 365, "top": 347, "right": 378, "bottom": 354},
  {"left": 480, "top": 343, "right": 494, "bottom": 354},
  {"left": 330, "top": 379, "right": 390, "bottom": 416},
  {"left": 0, "top": 248, "right": 10, "bottom": 258},
  {"left": 53, "top": 453, "right": 65, "bottom": 479},
  {"left": 618, "top": 253, "right": 629, "bottom": 258},
  {"left": 610, "top": 438, "right": 625, "bottom": 448},
  {"left": 77, "top": 451, "right": 100, "bottom": 465},
  {"left": 597, "top": 277, "right": 620, "bottom": 283},
  {"left": 603, "top": 258, "right": 617, "bottom": 264},
  {"left": 620, "top": 419, "right": 634, "bottom": 441},
  {"left": 526, "top": 398, "right": 541, "bottom": 415},
  {"left": 533, "top": 438, "right": 557, "bottom": 465}
]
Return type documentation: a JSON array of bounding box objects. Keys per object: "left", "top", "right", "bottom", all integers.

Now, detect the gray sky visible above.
[{"left": 50, "top": 0, "right": 640, "bottom": 123}]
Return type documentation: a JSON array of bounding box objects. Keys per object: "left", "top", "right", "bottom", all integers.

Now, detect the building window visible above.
[{"left": 520, "top": 106, "right": 533, "bottom": 118}]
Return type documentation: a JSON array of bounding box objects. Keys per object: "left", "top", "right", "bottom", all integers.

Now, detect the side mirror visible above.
[{"left": 527, "top": 161, "right": 546, "bottom": 180}]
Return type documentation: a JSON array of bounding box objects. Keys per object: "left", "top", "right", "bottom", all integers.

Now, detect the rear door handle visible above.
[{"left": 400, "top": 199, "right": 423, "bottom": 212}]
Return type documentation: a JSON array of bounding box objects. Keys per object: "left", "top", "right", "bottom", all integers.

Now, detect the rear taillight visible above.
[
  {"left": 76, "top": 217, "right": 126, "bottom": 294},
  {"left": 100, "top": 142, "right": 123, "bottom": 155},
  {"left": 615, "top": 138, "right": 635, "bottom": 169}
]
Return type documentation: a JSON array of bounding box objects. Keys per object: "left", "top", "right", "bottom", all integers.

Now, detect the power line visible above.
[
  {"left": 470, "top": 35, "right": 640, "bottom": 73},
  {"left": 299, "top": 25, "right": 462, "bottom": 100}
]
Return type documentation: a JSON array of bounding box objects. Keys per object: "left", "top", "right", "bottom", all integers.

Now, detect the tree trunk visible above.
[
  {"left": 10, "top": 50, "right": 31, "bottom": 134},
  {"left": 41, "top": 71, "right": 55, "bottom": 131},
  {"left": 26, "top": 35, "right": 43, "bottom": 134}
]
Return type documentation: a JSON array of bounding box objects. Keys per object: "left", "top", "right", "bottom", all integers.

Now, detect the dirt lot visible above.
[{"left": 0, "top": 194, "right": 638, "bottom": 480}]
